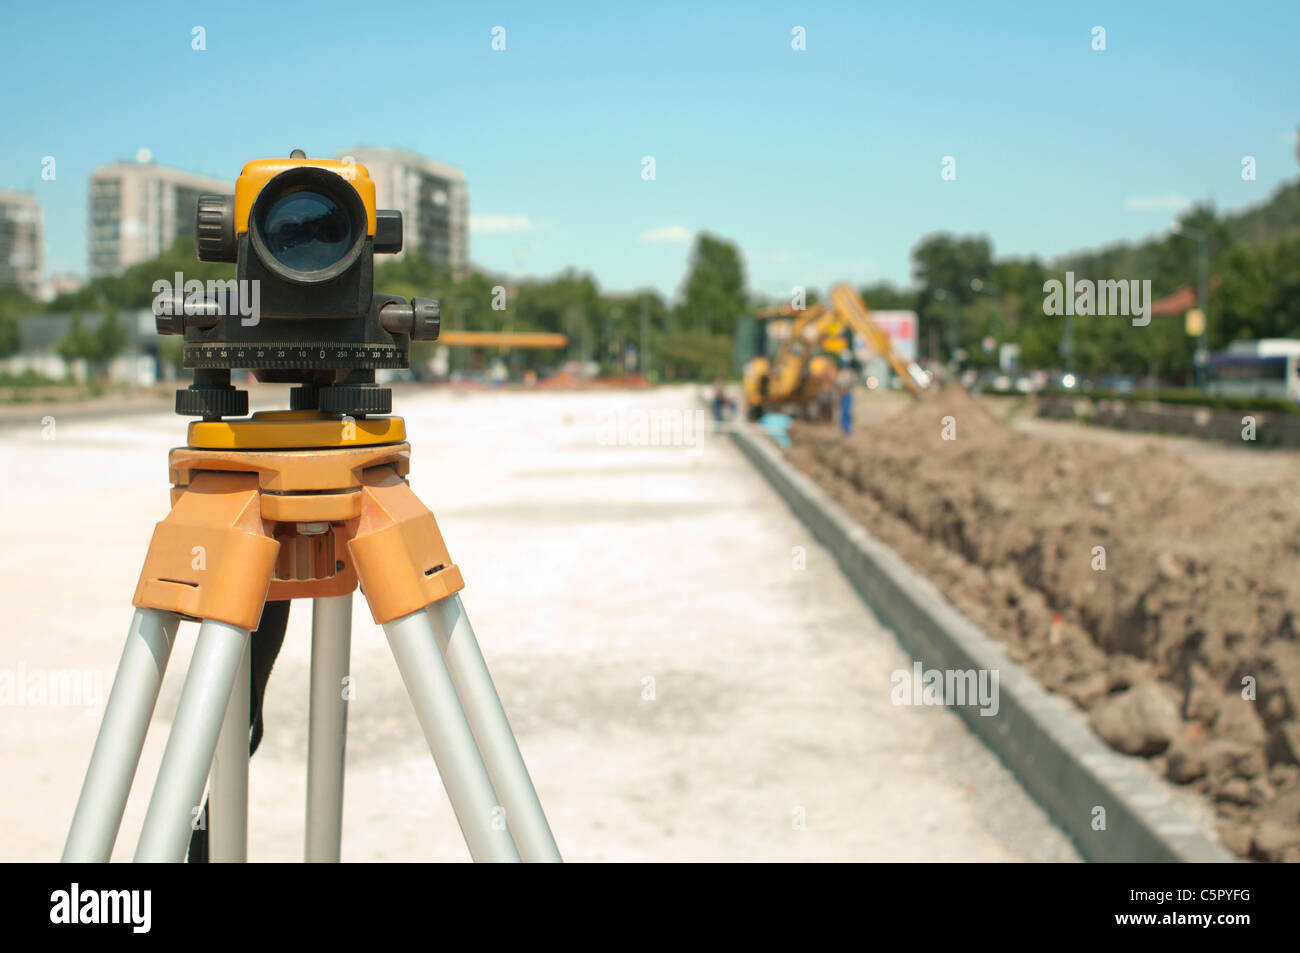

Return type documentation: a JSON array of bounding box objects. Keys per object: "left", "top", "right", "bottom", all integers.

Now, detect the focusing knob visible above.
[
  {"left": 411, "top": 298, "right": 441, "bottom": 341},
  {"left": 176, "top": 385, "right": 248, "bottom": 418},
  {"left": 196, "top": 194, "right": 237, "bottom": 263},
  {"left": 317, "top": 385, "right": 392, "bottom": 416}
]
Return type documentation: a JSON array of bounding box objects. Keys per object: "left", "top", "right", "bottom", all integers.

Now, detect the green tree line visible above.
[
  {"left": 0, "top": 232, "right": 751, "bottom": 382},
  {"left": 2, "top": 176, "right": 1298, "bottom": 384}
]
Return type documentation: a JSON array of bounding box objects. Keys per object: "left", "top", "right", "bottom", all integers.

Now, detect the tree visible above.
[
  {"left": 677, "top": 233, "right": 748, "bottom": 337},
  {"left": 911, "top": 234, "right": 995, "bottom": 361},
  {"left": 1212, "top": 241, "right": 1270, "bottom": 344},
  {"left": 56, "top": 310, "right": 127, "bottom": 380},
  {"left": 56, "top": 312, "right": 93, "bottom": 370},
  {"left": 1263, "top": 236, "right": 1300, "bottom": 338},
  {"left": 658, "top": 329, "right": 733, "bottom": 381},
  {"left": 912, "top": 234, "right": 993, "bottom": 302},
  {"left": 0, "top": 282, "right": 33, "bottom": 359},
  {"left": 47, "top": 236, "right": 236, "bottom": 313},
  {"left": 857, "top": 282, "right": 917, "bottom": 311},
  {"left": 94, "top": 310, "right": 128, "bottom": 368}
]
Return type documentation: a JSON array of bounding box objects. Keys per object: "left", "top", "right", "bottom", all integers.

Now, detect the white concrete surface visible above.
[{"left": 0, "top": 385, "right": 1078, "bottom": 861}]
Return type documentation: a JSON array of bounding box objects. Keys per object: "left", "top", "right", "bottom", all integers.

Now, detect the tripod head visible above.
[{"left": 155, "top": 149, "right": 441, "bottom": 419}]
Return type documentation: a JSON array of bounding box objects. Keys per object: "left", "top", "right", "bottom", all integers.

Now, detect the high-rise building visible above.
[
  {"left": 337, "top": 148, "right": 469, "bottom": 278},
  {"left": 0, "top": 191, "right": 44, "bottom": 296},
  {"left": 88, "top": 161, "right": 228, "bottom": 276}
]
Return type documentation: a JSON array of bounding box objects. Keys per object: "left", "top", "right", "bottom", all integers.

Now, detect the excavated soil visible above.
[{"left": 786, "top": 386, "right": 1300, "bottom": 861}]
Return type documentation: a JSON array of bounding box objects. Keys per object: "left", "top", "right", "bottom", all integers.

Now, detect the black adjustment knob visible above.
[
  {"left": 411, "top": 298, "right": 440, "bottom": 341},
  {"left": 375, "top": 209, "right": 404, "bottom": 254},
  {"left": 317, "top": 385, "right": 392, "bottom": 416},
  {"left": 196, "top": 194, "right": 236, "bottom": 263},
  {"left": 175, "top": 386, "right": 248, "bottom": 418},
  {"left": 289, "top": 385, "right": 320, "bottom": 410}
]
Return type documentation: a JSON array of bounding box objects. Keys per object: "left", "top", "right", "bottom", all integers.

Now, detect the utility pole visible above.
[{"left": 1173, "top": 223, "right": 1210, "bottom": 389}]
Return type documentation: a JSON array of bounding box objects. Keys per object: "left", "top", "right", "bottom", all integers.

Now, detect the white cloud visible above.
[
  {"left": 639, "top": 225, "right": 693, "bottom": 243},
  {"left": 470, "top": 215, "right": 535, "bottom": 234},
  {"left": 1123, "top": 193, "right": 1191, "bottom": 213}
]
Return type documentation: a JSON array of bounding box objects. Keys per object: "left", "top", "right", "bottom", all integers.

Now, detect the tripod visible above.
[{"left": 62, "top": 410, "right": 561, "bottom": 863}]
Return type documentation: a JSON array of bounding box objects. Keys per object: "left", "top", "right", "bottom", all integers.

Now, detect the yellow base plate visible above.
[{"left": 188, "top": 410, "right": 406, "bottom": 450}]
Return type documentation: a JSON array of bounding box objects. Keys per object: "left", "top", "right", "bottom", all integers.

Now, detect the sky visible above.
[{"left": 0, "top": 0, "right": 1296, "bottom": 300}]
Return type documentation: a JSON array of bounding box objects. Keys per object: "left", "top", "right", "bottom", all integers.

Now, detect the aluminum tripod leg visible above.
[
  {"left": 428, "top": 594, "right": 561, "bottom": 862},
  {"left": 305, "top": 594, "right": 352, "bottom": 862},
  {"left": 135, "top": 620, "right": 250, "bottom": 862},
  {"left": 209, "top": 637, "right": 251, "bottom": 862},
  {"left": 383, "top": 609, "right": 521, "bottom": 862},
  {"left": 62, "top": 608, "right": 179, "bottom": 862}
]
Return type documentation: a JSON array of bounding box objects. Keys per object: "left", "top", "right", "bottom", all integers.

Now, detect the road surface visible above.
[{"left": 1, "top": 385, "right": 1078, "bottom": 861}]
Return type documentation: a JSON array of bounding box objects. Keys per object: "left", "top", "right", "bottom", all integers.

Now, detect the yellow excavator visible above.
[
  {"left": 741, "top": 300, "right": 836, "bottom": 420},
  {"left": 742, "top": 283, "right": 927, "bottom": 418}
]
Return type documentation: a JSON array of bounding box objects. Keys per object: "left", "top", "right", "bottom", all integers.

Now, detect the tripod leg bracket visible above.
[
  {"left": 132, "top": 471, "right": 279, "bottom": 631},
  {"left": 350, "top": 466, "right": 465, "bottom": 623}
]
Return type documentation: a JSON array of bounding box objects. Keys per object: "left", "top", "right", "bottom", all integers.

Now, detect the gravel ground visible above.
[{"left": 1, "top": 385, "right": 1077, "bottom": 861}]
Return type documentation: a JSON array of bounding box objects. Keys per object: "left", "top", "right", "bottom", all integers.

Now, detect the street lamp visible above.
[{"left": 1171, "top": 222, "right": 1209, "bottom": 389}]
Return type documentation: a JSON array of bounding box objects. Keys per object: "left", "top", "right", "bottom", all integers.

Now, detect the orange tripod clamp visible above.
[{"left": 131, "top": 412, "right": 465, "bottom": 630}]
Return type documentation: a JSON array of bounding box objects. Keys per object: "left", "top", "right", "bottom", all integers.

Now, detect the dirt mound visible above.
[{"left": 787, "top": 384, "right": 1300, "bottom": 861}]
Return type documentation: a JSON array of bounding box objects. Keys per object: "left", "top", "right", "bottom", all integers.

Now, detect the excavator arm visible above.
[
  {"left": 743, "top": 285, "right": 929, "bottom": 414},
  {"left": 827, "top": 283, "right": 927, "bottom": 396}
]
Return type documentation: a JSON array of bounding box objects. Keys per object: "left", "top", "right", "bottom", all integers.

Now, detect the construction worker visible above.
[
  {"left": 711, "top": 377, "right": 734, "bottom": 431},
  {"left": 814, "top": 364, "right": 836, "bottom": 424},
  {"left": 835, "top": 361, "right": 855, "bottom": 437}
]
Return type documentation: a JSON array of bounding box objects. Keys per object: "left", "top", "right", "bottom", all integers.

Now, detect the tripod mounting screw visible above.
[
  {"left": 175, "top": 385, "right": 249, "bottom": 418},
  {"left": 317, "top": 384, "right": 392, "bottom": 416}
]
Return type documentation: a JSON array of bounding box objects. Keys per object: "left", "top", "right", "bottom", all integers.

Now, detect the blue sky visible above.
[{"left": 1, "top": 0, "right": 1295, "bottom": 300}]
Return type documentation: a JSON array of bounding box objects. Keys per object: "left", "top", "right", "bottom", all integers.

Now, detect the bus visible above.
[{"left": 1207, "top": 339, "right": 1300, "bottom": 403}]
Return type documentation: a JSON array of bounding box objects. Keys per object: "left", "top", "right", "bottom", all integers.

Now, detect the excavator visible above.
[{"left": 742, "top": 283, "right": 928, "bottom": 419}]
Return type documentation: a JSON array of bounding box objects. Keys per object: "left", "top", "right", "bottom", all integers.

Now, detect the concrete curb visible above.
[{"left": 726, "top": 417, "right": 1235, "bottom": 863}]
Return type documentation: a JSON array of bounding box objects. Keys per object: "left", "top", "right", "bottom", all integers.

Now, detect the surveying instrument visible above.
[{"left": 62, "top": 151, "right": 561, "bottom": 863}]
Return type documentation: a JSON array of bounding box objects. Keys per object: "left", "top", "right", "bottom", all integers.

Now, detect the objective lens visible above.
[{"left": 260, "top": 190, "right": 353, "bottom": 272}]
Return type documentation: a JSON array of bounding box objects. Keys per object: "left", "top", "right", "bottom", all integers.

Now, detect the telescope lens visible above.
[{"left": 261, "top": 190, "right": 353, "bottom": 272}]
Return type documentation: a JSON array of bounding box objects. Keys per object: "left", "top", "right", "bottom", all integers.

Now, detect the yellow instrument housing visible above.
[{"left": 234, "top": 158, "right": 377, "bottom": 237}]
